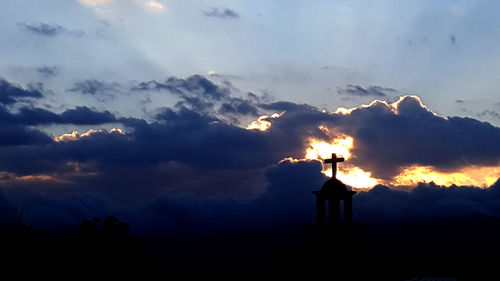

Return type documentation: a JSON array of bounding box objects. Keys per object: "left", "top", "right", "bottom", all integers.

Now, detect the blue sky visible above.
[{"left": 2, "top": 0, "right": 500, "bottom": 124}]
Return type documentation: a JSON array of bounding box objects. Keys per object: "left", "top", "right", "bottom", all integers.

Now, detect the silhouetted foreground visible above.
[{"left": 1, "top": 213, "right": 500, "bottom": 279}]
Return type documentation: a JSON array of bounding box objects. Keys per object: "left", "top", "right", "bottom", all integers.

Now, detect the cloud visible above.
[
  {"left": 0, "top": 79, "right": 44, "bottom": 105},
  {"left": 68, "top": 79, "right": 119, "bottom": 100},
  {"left": 18, "top": 22, "right": 84, "bottom": 37},
  {"left": 450, "top": 34, "right": 457, "bottom": 45},
  {"left": 18, "top": 22, "right": 65, "bottom": 36},
  {"left": 478, "top": 110, "right": 500, "bottom": 120},
  {"left": 332, "top": 97, "right": 500, "bottom": 179},
  {"left": 1, "top": 75, "right": 500, "bottom": 235},
  {"left": 4, "top": 159, "right": 500, "bottom": 235},
  {"left": 36, "top": 66, "right": 59, "bottom": 78},
  {"left": 336, "top": 84, "right": 396, "bottom": 97},
  {"left": 203, "top": 8, "right": 239, "bottom": 19},
  {"left": 0, "top": 106, "right": 116, "bottom": 126},
  {"left": 133, "top": 75, "right": 260, "bottom": 118},
  {"left": 0, "top": 124, "right": 52, "bottom": 146}
]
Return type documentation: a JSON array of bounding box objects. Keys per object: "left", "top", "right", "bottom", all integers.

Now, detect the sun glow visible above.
[
  {"left": 393, "top": 165, "right": 500, "bottom": 188},
  {"left": 246, "top": 112, "right": 284, "bottom": 131},
  {"left": 303, "top": 136, "right": 378, "bottom": 189},
  {"left": 145, "top": 0, "right": 164, "bottom": 11},
  {"left": 305, "top": 137, "right": 353, "bottom": 161}
]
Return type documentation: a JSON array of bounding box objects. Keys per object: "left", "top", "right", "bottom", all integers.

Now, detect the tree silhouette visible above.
[{"left": 77, "top": 216, "right": 141, "bottom": 268}]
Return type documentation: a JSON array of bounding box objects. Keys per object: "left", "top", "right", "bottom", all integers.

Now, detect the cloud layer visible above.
[{"left": 1, "top": 76, "right": 500, "bottom": 234}]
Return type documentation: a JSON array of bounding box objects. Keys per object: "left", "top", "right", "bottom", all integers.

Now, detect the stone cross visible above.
[{"left": 324, "top": 153, "right": 344, "bottom": 179}]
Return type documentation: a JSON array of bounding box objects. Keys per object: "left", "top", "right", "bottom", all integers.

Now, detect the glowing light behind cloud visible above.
[
  {"left": 393, "top": 165, "right": 500, "bottom": 188},
  {"left": 53, "top": 128, "right": 124, "bottom": 142},
  {"left": 246, "top": 112, "right": 284, "bottom": 131},
  {"left": 302, "top": 136, "right": 378, "bottom": 189},
  {"left": 333, "top": 95, "right": 434, "bottom": 116},
  {"left": 296, "top": 122, "right": 500, "bottom": 189},
  {"left": 304, "top": 137, "right": 353, "bottom": 161}
]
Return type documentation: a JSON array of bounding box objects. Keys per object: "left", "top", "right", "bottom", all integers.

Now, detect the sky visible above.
[{"left": 1, "top": 0, "right": 500, "bottom": 234}]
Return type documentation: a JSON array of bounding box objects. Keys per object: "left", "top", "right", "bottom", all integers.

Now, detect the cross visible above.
[{"left": 324, "top": 153, "right": 344, "bottom": 179}]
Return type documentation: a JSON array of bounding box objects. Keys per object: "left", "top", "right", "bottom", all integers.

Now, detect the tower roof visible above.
[
  {"left": 321, "top": 178, "right": 348, "bottom": 194},
  {"left": 313, "top": 178, "right": 356, "bottom": 199}
]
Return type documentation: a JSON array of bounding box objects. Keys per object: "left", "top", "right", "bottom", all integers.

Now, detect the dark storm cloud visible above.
[
  {"left": 219, "top": 98, "right": 259, "bottom": 116},
  {"left": 336, "top": 84, "right": 396, "bottom": 97},
  {"left": 332, "top": 97, "right": 500, "bottom": 179},
  {"left": 133, "top": 75, "right": 229, "bottom": 100},
  {"left": 4, "top": 77, "right": 500, "bottom": 188},
  {"left": 36, "top": 65, "right": 59, "bottom": 78},
  {"left": 259, "top": 101, "right": 317, "bottom": 112},
  {"left": 203, "top": 8, "right": 239, "bottom": 19},
  {"left": 2, "top": 74, "right": 500, "bottom": 235},
  {"left": 18, "top": 22, "right": 64, "bottom": 36},
  {"left": 4, "top": 159, "right": 500, "bottom": 235},
  {"left": 0, "top": 124, "right": 52, "bottom": 146},
  {"left": 1, "top": 106, "right": 116, "bottom": 125},
  {"left": 133, "top": 75, "right": 259, "bottom": 117},
  {"left": 0, "top": 79, "right": 44, "bottom": 105}
]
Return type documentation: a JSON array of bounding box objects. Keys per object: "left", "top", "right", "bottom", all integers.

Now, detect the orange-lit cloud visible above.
[
  {"left": 302, "top": 135, "right": 378, "bottom": 189},
  {"left": 246, "top": 112, "right": 284, "bottom": 131},
  {"left": 283, "top": 121, "right": 500, "bottom": 189},
  {"left": 392, "top": 165, "right": 500, "bottom": 188},
  {"left": 53, "top": 128, "right": 124, "bottom": 142},
  {"left": 0, "top": 171, "right": 64, "bottom": 184}
]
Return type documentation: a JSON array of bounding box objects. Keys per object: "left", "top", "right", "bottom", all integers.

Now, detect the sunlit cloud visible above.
[
  {"left": 0, "top": 171, "right": 63, "bottom": 184},
  {"left": 53, "top": 128, "right": 124, "bottom": 142},
  {"left": 246, "top": 112, "right": 284, "bottom": 131},
  {"left": 283, "top": 119, "right": 500, "bottom": 189},
  {"left": 333, "top": 95, "right": 435, "bottom": 116},
  {"left": 302, "top": 135, "right": 378, "bottom": 189},
  {"left": 144, "top": 0, "right": 165, "bottom": 11},
  {"left": 392, "top": 165, "right": 500, "bottom": 188}
]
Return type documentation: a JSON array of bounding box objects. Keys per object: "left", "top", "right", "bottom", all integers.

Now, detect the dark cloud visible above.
[
  {"left": 0, "top": 78, "right": 44, "bottom": 105},
  {"left": 3, "top": 159, "right": 500, "bottom": 236},
  {"left": 219, "top": 99, "right": 259, "bottom": 116},
  {"left": 203, "top": 8, "right": 239, "bottom": 19},
  {"left": 450, "top": 34, "right": 456, "bottom": 45},
  {"left": 0, "top": 124, "right": 52, "bottom": 146},
  {"left": 68, "top": 79, "right": 119, "bottom": 101},
  {"left": 478, "top": 110, "right": 500, "bottom": 120},
  {"left": 36, "top": 65, "right": 59, "bottom": 78},
  {"left": 18, "top": 22, "right": 64, "bottom": 36},
  {"left": 18, "top": 22, "right": 85, "bottom": 37},
  {"left": 336, "top": 84, "right": 396, "bottom": 97},
  {"left": 259, "top": 101, "right": 317, "bottom": 112},
  {"left": 1, "top": 75, "right": 500, "bottom": 235},
  {"left": 133, "top": 75, "right": 260, "bottom": 117},
  {"left": 133, "top": 75, "right": 229, "bottom": 99},
  {"left": 1, "top": 106, "right": 116, "bottom": 125}
]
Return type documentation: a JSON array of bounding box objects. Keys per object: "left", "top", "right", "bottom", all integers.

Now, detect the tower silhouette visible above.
[{"left": 312, "top": 153, "right": 357, "bottom": 224}]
